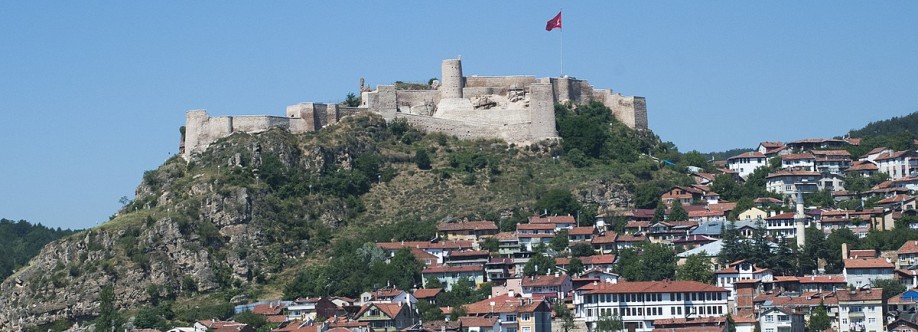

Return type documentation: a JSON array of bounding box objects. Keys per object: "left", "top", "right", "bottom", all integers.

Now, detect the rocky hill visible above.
[{"left": 0, "top": 109, "right": 686, "bottom": 330}]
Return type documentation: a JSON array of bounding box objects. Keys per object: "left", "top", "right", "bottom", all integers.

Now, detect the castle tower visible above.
[
  {"left": 440, "top": 58, "right": 464, "bottom": 99},
  {"left": 529, "top": 83, "right": 559, "bottom": 141},
  {"left": 183, "top": 110, "right": 209, "bottom": 159}
]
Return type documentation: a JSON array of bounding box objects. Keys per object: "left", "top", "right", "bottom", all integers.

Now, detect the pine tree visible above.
[
  {"left": 808, "top": 301, "right": 831, "bottom": 331},
  {"left": 669, "top": 200, "right": 688, "bottom": 221},
  {"left": 719, "top": 221, "right": 741, "bottom": 265}
]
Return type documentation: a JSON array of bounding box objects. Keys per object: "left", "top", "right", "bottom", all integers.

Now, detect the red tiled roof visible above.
[
  {"left": 862, "top": 147, "right": 890, "bottom": 158},
  {"left": 516, "top": 223, "right": 557, "bottom": 231},
  {"left": 449, "top": 250, "right": 490, "bottom": 257},
  {"left": 812, "top": 150, "right": 851, "bottom": 157},
  {"left": 848, "top": 249, "right": 878, "bottom": 258},
  {"left": 878, "top": 194, "right": 914, "bottom": 205},
  {"left": 875, "top": 150, "right": 912, "bottom": 161},
  {"left": 584, "top": 280, "right": 727, "bottom": 294},
  {"left": 569, "top": 227, "right": 596, "bottom": 236},
  {"left": 458, "top": 316, "right": 498, "bottom": 327},
  {"left": 836, "top": 288, "right": 883, "bottom": 301},
  {"left": 274, "top": 321, "right": 320, "bottom": 332},
  {"left": 728, "top": 151, "right": 766, "bottom": 160},
  {"left": 252, "top": 303, "right": 286, "bottom": 315},
  {"left": 844, "top": 258, "right": 893, "bottom": 269},
  {"left": 625, "top": 221, "right": 651, "bottom": 228},
  {"left": 464, "top": 295, "right": 548, "bottom": 315},
  {"left": 616, "top": 234, "right": 646, "bottom": 242},
  {"left": 494, "top": 232, "right": 517, "bottom": 241},
  {"left": 376, "top": 240, "right": 474, "bottom": 251},
  {"left": 521, "top": 274, "right": 570, "bottom": 287},
  {"left": 591, "top": 232, "right": 618, "bottom": 245},
  {"left": 766, "top": 170, "right": 820, "bottom": 178},
  {"left": 529, "top": 215, "right": 576, "bottom": 224},
  {"left": 357, "top": 302, "right": 404, "bottom": 318},
  {"left": 765, "top": 212, "right": 797, "bottom": 220},
  {"left": 437, "top": 221, "right": 498, "bottom": 232},
  {"left": 782, "top": 153, "right": 815, "bottom": 160},
  {"left": 899, "top": 240, "right": 918, "bottom": 255},
  {"left": 413, "top": 288, "right": 443, "bottom": 299},
  {"left": 423, "top": 265, "right": 483, "bottom": 274},
  {"left": 760, "top": 141, "right": 785, "bottom": 148}
]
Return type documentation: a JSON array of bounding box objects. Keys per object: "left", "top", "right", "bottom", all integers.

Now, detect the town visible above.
[{"left": 161, "top": 138, "right": 918, "bottom": 332}]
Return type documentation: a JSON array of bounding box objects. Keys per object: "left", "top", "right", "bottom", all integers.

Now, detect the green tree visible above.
[
  {"left": 718, "top": 221, "right": 742, "bottom": 265},
  {"left": 641, "top": 243, "right": 676, "bottom": 281},
  {"left": 95, "top": 285, "right": 123, "bottom": 332},
  {"left": 344, "top": 93, "right": 361, "bottom": 107},
  {"left": 728, "top": 197, "right": 754, "bottom": 220},
  {"left": 481, "top": 237, "right": 499, "bottom": 253},
  {"left": 669, "top": 201, "right": 688, "bottom": 221},
  {"left": 568, "top": 257, "right": 584, "bottom": 276},
  {"left": 824, "top": 228, "right": 859, "bottom": 273},
  {"left": 676, "top": 253, "right": 714, "bottom": 283},
  {"left": 570, "top": 242, "right": 595, "bottom": 257},
  {"left": 417, "top": 299, "right": 444, "bottom": 322},
  {"left": 133, "top": 306, "right": 166, "bottom": 330},
  {"left": 800, "top": 224, "right": 826, "bottom": 275},
  {"left": 523, "top": 251, "right": 557, "bottom": 276},
  {"left": 535, "top": 189, "right": 581, "bottom": 217},
  {"left": 415, "top": 148, "right": 432, "bottom": 170},
  {"left": 652, "top": 202, "right": 666, "bottom": 222},
  {"left": 594, "top": 314, "right": 624, "bottom": 332},
  {"left": 872, "top": 278, "right": 906, "bottom": 300},
  {"left": 551, "top": 230, "right": 570, "bottom": 251},
  {"left": 234, "top": 310, "right": 268, "bottom": 330},
  {"left": 807, "top": 301, "right": 831, "bottom": 331},
  {"left": 711, "top": 174, "right": 743, "bottom": 201}
]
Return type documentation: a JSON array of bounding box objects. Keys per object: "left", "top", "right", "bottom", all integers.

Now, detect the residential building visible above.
[
  {"left": 813, "top": 150, "right": 852, "bottom": 174},
  {"left": 520, "top": 274, "right": 572, "bottom": 301},
  {"left": 463, "top": 295, "right": 552, "bottom": 332},
  {"left": 422, "top": 265, "right": 486, "bottom": 291},
  {"left": 354, "top": 303, "right": 417, "bottom": 332},
  {"left": 445, "top": 250, "right": 491, "bottom": 267},
  {"left": 875, "top": 150, "right": 918, "bottom": 180},
  {"left": 568, "top": 227, "right": 597, "bottom": 244},
  {"left": 781, "top": 153, "right": 816, "bottom": 171},
  {"left": 437, "top": 221, "right": 499, "bottom": 241},
  {"left": 714, "top": 260, "right": 773, "bottom": 304},
  {"left": 757, "top": 142, "right": 787, "bottom": 158},
  {"left": 843, "top": 258, "right": 895, "bottom": 288},
  {"left": 836, "top": 288, "right": 885, "bottom": 332},
  {"left": 757, "top": 307, "right": 805, "bottom": 332},
  {"left": 360, "top": 288, "right": 417, "bottom": 306},
  {"left": 495, "top": 232, "right": 521, "bottom": 256},
  {"left": 898, "top": 241, "right": 918, "bottom": 269},
  {"left": 459, "top": 316, "right": 500, "bottom": 332},
  {"left": 785, "top": 138, "right": 851, "bottom": 152},
  {"left": 728, "top": 151, "right": 768, "bottom": 179},
  {"left": 516, "top": 223, "right": 555, "bottom": 251},
  {"left": 661, "top": 186, "right": 706, "bottom": 207},
  {"left": 737, "top": 208, "right": 768, "bottom": 221},
  {"left": 528, "top": 215, "right": 576, "bottom": 231},
  {"left": 574, "top": 280, "right": 730, "bottom": 332},
  {"left": 763, "top": 212, "right": 811, "bottom": 239},
  {"left": 287, "top": 297, "right": 338, "bottom": 321},
  {"left": 591, "top": 231, "right": 618, "bottom": 254},
  {"left": 765, "top": 171, "right": 820, "bottom": 196}
]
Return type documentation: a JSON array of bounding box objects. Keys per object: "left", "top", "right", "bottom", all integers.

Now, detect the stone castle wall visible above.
[{"left": 182, "top": 58, "right": 648, "bottom": 158}]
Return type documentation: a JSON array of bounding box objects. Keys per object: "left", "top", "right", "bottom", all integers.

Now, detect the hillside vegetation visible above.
[
  {"left": 3, "top": 104, "right": 696, "bottom": 330},
  {"left": 846, "top": 111, "right": 918, "bottom": 156}
]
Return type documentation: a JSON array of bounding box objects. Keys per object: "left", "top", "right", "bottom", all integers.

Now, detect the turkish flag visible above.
[{"left": 546, "top": 11, "right": 562, "bottom": 31}]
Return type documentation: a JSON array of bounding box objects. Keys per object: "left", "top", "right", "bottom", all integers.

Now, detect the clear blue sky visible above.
[{"left": 2, "top": 2, "right": 917, "bottom": 229}]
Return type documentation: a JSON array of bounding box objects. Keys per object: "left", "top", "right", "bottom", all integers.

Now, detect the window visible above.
[
  {"left": 505, "top": 314, "right": 517, "bottom": 322},
  {"left": 522, "top": 327, "right": 531, "bottom": 332},
  {"left": 522, "top": 313, "right": 530, "bottom": 321},
  {"left": 765, "top": 315, "right": 774, "bottom": 322}
]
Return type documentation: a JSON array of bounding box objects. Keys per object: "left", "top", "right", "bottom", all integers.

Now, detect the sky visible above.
[{"left": 1, "top": 2, "right": 917, "bottom": 229}]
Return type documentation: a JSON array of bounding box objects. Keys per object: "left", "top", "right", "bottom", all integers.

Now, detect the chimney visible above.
[
  {"left": 508, "top": 290, "right": 515, "bottom": 297},
  {"left": 841, "top": 243, "right": 849, "bottom": 260}
]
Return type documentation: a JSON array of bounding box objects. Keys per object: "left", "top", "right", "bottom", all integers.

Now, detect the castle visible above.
[{"left": 182, "top": 58, "right": 648, "bottom": 159}]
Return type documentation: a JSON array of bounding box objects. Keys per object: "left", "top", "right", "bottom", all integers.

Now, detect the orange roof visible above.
[
  {"left": 626, "top": 221, "right": 651, "bottom": 228},
  {"left": 517, "top": 223, "right": 557, "bottom": 231},
  {"left": 521, "top": 274, "right": 570, "bottom": 287},
  {"left": 766, "top": 170, "right": 820, "bottom": 178},
  {"left": 464, "top": 294, "right": 548, "bottom": 315},
  {"left": 356, "top": 303, "right": 404, "bottom": 319},
  {"left": 900, "top": 241, "right": 918, "bottom": 255},
  {"left": 449, "top": 250, "right": 490, "bottom": 257},
  {"left": 569, "top": 227, "right": 596, "bottom": 236},
  {"left": 878, "top": 194, "right": 914, "bottom": 205},
  {"left": 782, "top": 153, "right": 815, "bottom": 160},
  {"left": 423, "top": 265, "right": 483, "bottom": 274},
  {"left": 583, "top": 280, "right": 727, "bottom": 294},
  {"left": 252, "top": 303, "right": 286, "bottom": 315},
  {"left": 413, "top": 288, "right": 442, "bottom": 299},
  {"left": 847, "top": 161, "right": 878, "bottom": 171},
  {"left": 591, "top": 231, "right": 618, "bottom": 244},
  {"left": 458, "top": 316, "right": 498, "bottom": 327},
  {"left": 616, "top": 234, "right": 646, "bottom": 242},
  {"left": 848, "top": 249, "right": 878, "bottom": 258},
  {"left": 812, "top": 150, "right": 851, "bottom": 157},
  {"left": 529, "top": 215, "right": 576, "bottom": 224},
  {"left": 844, "top": 258, "right": 893, "bottom": 269},
  {"left": 376, "top": 240, "right": 474, "bottom": 251},
  {"left": 729, "top": 151, "right": 766, "bottom": 160},
  {"left": 494, "top": 232, "right": 517, "bottom": 241},
  {"left": 274, "top": 321, "right": 320, "bottom": 332},
  {"left": 437, "top": 221, "right": 498, "bottom": 232},
  {"left": 836, "top": 288, "right": 883, "bottom": 301}
]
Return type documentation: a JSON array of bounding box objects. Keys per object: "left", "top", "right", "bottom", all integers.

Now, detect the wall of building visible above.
[{"left": 464, "top": 76, "right": 538, "bottom": 89}]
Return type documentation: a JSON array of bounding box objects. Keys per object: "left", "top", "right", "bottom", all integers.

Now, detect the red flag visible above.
[{"left": 546, "top": 11, "right": 562, "bottom": 31}]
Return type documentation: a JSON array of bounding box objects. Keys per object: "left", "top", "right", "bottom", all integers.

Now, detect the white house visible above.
[
  {"left": 714, "top": 260, "right": 773, "bottom": 303},
  {"left": 842, "top": 258, "right": 894, "bottom": 288},
  {"left": 757, "top": 307, "right": 805, "bottom": 332},
  {"left": 875, "top": 150, "right": 918, "bottom": 180},
  {"left": 781, "top": 153, "right": 816, "bottom": 171},
  {"left": 574, "top": 280, "right": 729, "bottom": 332},
  {"left": 836, "top": 288, "right": 885, "bottom": 332},
  {"left": 765, "top": 170, "right": 820, "bottom": 196},
  {"left": 728, "top": 151, "right": 768, "bottom": 179}
]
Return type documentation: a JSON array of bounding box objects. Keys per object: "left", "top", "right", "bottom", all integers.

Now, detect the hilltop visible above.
[{"left": 1, "top": 104, "right": 686, "bottom": 330}]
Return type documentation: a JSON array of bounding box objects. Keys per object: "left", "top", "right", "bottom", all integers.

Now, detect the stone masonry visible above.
[{"left": 182, "top": 58, "right": 648, "bottom": 159}]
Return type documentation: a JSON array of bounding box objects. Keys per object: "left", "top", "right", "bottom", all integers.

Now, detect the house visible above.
[
  {"left": 624, "top": 220, "right": 651, "bottom": 234},
  {"left": 615, "top": 233, "right": 647, "bottom": 250},
  {"left": 516, "top": 223, "right": 555, "bottom": 251},
  {"left": 404, "top": 321, "right": 462, "bottom": 332},
  {"left": 796, "top": 275, "right": 847, "bottom": 292},
  {"left": 651, "top": 316, "right": 727, "bottom": 332},
  {"left": 785, "top": 138, "right": 851, "bottom": 152},
  {"left": 494, "top": 232, "right": 521, "bottom": 256},
  {"left": 528, "top": 215, "right": 576, "bottom": 231},
  {"left": 376, "top": 240, "right": 475, "bottom": 265},
  {"left": 445, "top": 250, "right": 491, "bottom": 267},
  {"left": 875, "top": 150, "right": 918, "bottom": 180},
  {"left": 886, "top": 318, "right": 918, "bottom": 332},
  {"left": 813, "top": 150, "right": 852, "bottom": 174},
  {"left": 360, "top": 288, "right": 417, "bottom": 306},
  {"left": 765, "top": 170, "right": 820, "bottom": 196},
  {"left": 887, "top": 289, "right": 918, "bottom": 314},
  {"left": 860, "top": 147, "right": 892, "bottom": 162},
  {"left": 661, "top": 186, "right": 706, "bottom": 207},
  {"left": 878, "top": 194, "right": 916, "bottom": 211},
  {"left": 413, "top": 288, "right": 442, "bottom": 304},
  {"left": 757, "top": 142, "right": 787, "bottom": 158},
  {"left": 781, "top": 153, "right": 816, "bottom": 171},
  {"left": 821, "top": 209, "right": 894, "bottom": 232},
  {"left": 354, "top": 302, "right": 417, "bottom": 332},
  {"left": 463, "top": 294, "right": 552, "bottom": 332},
  {"left": 422, "top": 265, "right": 486, "bottom": 291},
  {"left": 521, "top": 274, "right": 572, "bottom": 300},
  {"left": 485, "top": 257, "right": 514, "bottom": 282},
  {"left": 574, "top": 280, "right": 729, "bottom": 332},
  {"left": 672, "top": 234, "right": 718, "bottom": 249},
  {"left": 754, "top": 197, "right": 783, "bottom": 208},
  {"left": 567, "top": 227, "right": 597, "bottom": 243},
  {"left": 647, "top": 221, "right": 698, "bottom": 244},
  {"left": 580, "top": 269, "right": 620, "bottom": 284},
  {"left": 437, "top": 221, "right": 499, "bottom": 241},
  {"left": 763, "top": 212, "right": 811, "bottom": 239},
  {"left": 736, "top": 207, "right": 767, "bottom": 221},
  {"left": 757, "top": 307, "right": 804, "bottom": 332},
  {"left": 728, "top": 151, "right": 768, "bottom": 179},
  {"left": 836, "top": 288, "right": 885, "bottom": 332},
  {"left": 458, "top": 316, "right": 500, "bottom": 332},
  {"left": 843, "top": 257, "right": 894, "bottom": 288},
  {"left": 591, "top": 231, "right": 618, "bottom": 254},
  {"left": 899, "top": 241, "right": 918, "bottom": 269},
  {"left": 287, "top": 297, "right": 338, "bottom": 321},
  {"left": 714, "top": 260, "right": 773, "bottom": 304}
]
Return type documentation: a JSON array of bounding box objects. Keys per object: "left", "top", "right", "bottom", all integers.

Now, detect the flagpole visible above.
[{"left": 560, "top": 8, "right": 564, "bottom": 77}]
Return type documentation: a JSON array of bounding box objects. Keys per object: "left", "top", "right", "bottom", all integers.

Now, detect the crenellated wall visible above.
[{"left": 183, "top": 57, "right": 648, "bottom": 158}]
